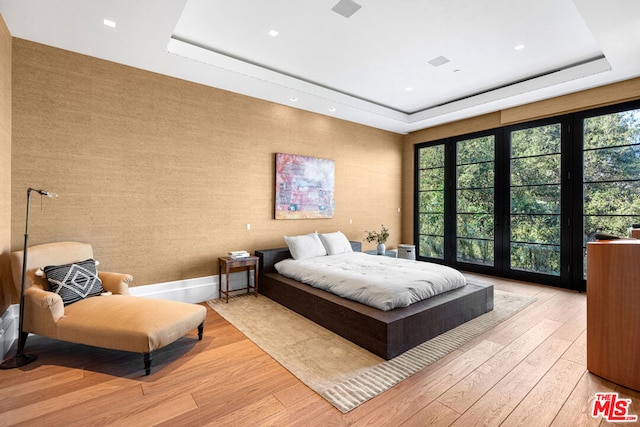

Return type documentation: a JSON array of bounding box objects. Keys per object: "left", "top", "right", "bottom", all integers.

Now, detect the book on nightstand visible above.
[{"left": 228, "top": 250, "right": 250, "bottom": 259}]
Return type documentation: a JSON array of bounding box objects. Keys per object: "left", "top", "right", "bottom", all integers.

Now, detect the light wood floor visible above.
[{"left": 1, "top": 274, "right": 638, "bottom": 426}]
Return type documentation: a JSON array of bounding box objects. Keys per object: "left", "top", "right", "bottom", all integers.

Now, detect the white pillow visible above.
[
  {"left": 318, "top": 231, "right": 353, "bottom": 255},
  {"left": 284, "top": 232, "right": 328, "bottom": 260}
]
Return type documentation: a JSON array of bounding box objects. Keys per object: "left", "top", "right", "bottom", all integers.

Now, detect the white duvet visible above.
[{"left": 274, "top": 252, "right": 466, "bottom": 311}]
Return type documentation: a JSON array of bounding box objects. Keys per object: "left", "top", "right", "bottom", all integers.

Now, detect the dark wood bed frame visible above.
[{"left": 256, "top": 242, "right": 494, "bottom": 359}]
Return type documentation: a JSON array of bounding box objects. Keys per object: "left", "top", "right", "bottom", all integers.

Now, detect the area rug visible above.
[{"left": 207, "top": 290, "right": 535, "bottom": 413}]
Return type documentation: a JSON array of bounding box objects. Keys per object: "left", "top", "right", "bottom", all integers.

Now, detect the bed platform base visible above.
[{"left": 256, "top": 245, "right": 494, "bottom": 360}]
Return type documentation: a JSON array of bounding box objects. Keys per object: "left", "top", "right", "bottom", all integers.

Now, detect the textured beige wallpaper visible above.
[
  {"left": 10, "top": 39, "right": 404, "bottom": 287},
  {"left": 0, "top": 14, "right": 12, "bottom": 314}
]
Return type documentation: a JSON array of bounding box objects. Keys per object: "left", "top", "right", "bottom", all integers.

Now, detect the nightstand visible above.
[
  {"left": 218, "top": 256, "right": 259, "bottom": 303},
  {"left": 364, "top": 250, "right": 397, "bottom": 258}
]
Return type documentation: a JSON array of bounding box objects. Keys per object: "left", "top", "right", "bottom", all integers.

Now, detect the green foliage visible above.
[
  {"left": 457, "top": 162, "right": 494, "bottom": 189},
  {"left": 583, "top": 109, "right": 640, "bottom": 250},
  {"left": 511, "top": 155, "right": 561, "bottom": 186},
  {"left": 511, "top": 124, "right": 561, "bottom": 157},
  {"left": 419, "top": 235, "right": 444, "bottom": 259},
  {"left": 457, "top": 238, "right": 494, "bottom": 265},
  {"left": 511, "top": 186, "right": 560, "bottom": 215},
  {"left": 417, "top": 145, "right": 446, "bottom": 260},
  {"left": 584, "top": 110, "right": 640, "bottom": 149},
  {"left": 419, "top": 213, "right": 444, "bottom": 235},
  {"left": 508, "top": 124, "right": 562, "bottom": 274},
  {"left": 419, "top": 168, "right": 444, "bottom": 191},
  {"left": 511, "top": 243, "right": 560, "bottom": 276},
  {"left": 458, "top": 214, "right": 493, "bottom": 239},
  {"left": 419, "top": 144, "right": 444, "bottom": 169},
  {"left": 455, "top": 137, "right": 496, "bottom": 265},
  {"left": 419, "top": 190, "right": 444, "bottom": 213},
  {"left": 416, "top": 109, "right": 640, "bottom": 276},
  {"left": 364, "top": 224, "right": 389, "bottom": 244},
  {"left": 457, "top": 136, "right": 495, "bottom": 164}
]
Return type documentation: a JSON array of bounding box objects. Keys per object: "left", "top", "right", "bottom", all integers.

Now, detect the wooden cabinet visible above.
[{"left": 586, "top": 240, "right": 640, "bottom": 391}]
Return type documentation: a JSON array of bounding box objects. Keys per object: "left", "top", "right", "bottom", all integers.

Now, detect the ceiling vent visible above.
[
  {"left": 428, "top": 56, "right": 450, "bottom": 67},
  {"left": 332, "top": 0, "right": 362, "bottom": 18}
]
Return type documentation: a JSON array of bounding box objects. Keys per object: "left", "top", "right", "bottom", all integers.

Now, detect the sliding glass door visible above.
[
  {"left": 456, "top": 135, "right": 495, "bottom": 266},
  {"left": 508, "top": 123, "right": 562, "bottom": 276},
  {"left": 416, "top": 144, "right": 445, "bottom": 259},
  {"left": 415, "top": 101, "right": 640, "bottom": 290},
  {"left": 581, "top": 107, "right": 640, "bottom": 277}
]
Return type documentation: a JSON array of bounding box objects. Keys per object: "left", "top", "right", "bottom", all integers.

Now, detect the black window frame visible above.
[{"left": 414, "top": 99, "right": 640, "bottom": 292}]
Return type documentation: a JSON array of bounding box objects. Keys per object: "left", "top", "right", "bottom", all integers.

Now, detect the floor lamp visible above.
[{"left": 0, "top": 187, "right": 57, "bottom": 369}]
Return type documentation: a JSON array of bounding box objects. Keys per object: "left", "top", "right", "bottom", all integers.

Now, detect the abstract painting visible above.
[{"left": 275, "top": 153, "right": 335, "bottom": 219}]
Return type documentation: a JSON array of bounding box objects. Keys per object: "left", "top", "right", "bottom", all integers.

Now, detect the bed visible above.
[{"left": 256, "top": 241, "right": 494, "bottom": 359}]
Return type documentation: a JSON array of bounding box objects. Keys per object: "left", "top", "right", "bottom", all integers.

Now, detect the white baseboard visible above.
[
  {"left": 129, "top": 271, "right": 255, "bottom": 303},
  {"left": 129, "top": 275, "right": 218, "bottom": 303},
  {"left": 1, "top": 272, "right": 254, "bottom": 359}
]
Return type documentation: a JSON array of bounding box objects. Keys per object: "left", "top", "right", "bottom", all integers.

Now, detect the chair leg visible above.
[
  {"left": 198, "top": 322, "right": 204, "bottom": 340},
  {"left": 143, "top": 352, "right": 152, "bottom": 376}
]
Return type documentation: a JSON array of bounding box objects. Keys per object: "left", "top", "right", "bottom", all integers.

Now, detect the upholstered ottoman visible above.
[{"left": 58, "top": 295, "right": 206, "bottom": 374}]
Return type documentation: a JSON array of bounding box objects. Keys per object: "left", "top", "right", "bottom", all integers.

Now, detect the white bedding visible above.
[{"left": 274, "top": 252, "right": 466, "bottom": 311}]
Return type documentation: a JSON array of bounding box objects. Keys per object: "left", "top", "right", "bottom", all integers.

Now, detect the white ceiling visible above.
[{"left": 1, "top": 0, "right": 639, "bottom": 134}]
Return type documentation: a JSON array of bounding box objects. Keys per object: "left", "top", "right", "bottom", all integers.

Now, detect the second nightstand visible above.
[{"left": 364, "top": 250, "right": 397, "bottom": 258}]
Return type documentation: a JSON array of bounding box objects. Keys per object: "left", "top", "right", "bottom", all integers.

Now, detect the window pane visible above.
[
  {"left": 584, "top": 215, "right": 638, "bottom": 244},
  {"left": 457, "top": 238, "right": 494, "bottom": 265},
  {"left": 511, "top": 124, "right": 561, "bottom": 157},
  {"left": 456, "top": 136, "right": 494, "bottom": 266},
  {"left": 583, "top": 109, "right": 640, "bottom": 279},
  {"left": 457, "top": 136, "right": 494, "bottom": 164},
  {"left": 457, "top": 189, "right": 494, "bottom": 213},
  {"left": 583, "top": 110, "right": 640, "bottom": 150},
  {"left": 419, "top": 235, "right": 444, "bottom": 259},
  {"left": 511, "top": 155, "right": 561, "bottom": 186},
  {"left": 584, "top": 181, "right": 640, "bottom": 216},
  {"left": 457, "top": 213, "right": 493, "bottom": 239},
  {"left": 419, "top": 213, "right": 444, "bottom": 236},
  {"left": 510, "top": 243, "right": 560, "bottom": 276},
  {"left": 510, "top": 123, "right": 561, "bottom": 276},
  {"left": 457, "top": 163, "right": 494, "bottom": 189},
  {"left": 419, "top": 145, "right": 445, "bottom": 169},
  {"left": 583, "top": 145, "right": 640, "bottom": 182},
  {"left": 419, "top": 190, "right": 444, "bottom": 213},
  {"left": 419, "top": 168, "right": 444, "bottom": 191},
  {"left": 511, "top": 185, "right": 561, "bottom": 215},
  {"left": 511, "top": 214, "right": 561, "bottom": 245},
  {"left": 417, "top": 145, "right": 445, "bottom": 260}
]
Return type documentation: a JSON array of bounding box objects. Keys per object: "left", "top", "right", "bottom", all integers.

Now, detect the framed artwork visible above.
[{"left": 275, "top": 153, "right": 335, "bottom": 219}]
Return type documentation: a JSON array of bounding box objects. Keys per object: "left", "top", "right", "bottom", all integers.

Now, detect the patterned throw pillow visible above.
[{"left": 44, "top": 259, "right": 104, "bottom": 306}]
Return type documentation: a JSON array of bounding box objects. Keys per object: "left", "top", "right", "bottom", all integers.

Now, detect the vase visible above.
[{"left": 376, "top": 243, "right": 386, "bottom": 255}]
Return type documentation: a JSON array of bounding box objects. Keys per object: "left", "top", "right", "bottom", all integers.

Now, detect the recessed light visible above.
[
  {"left": 453, "top": 69, "right": 461, "bottom": 73},
  {"left": 329, "top": 107, "right": 336, "bottom": 112},
  {"left": 514, "top": 44, "right": 525, "bottom": 50},
  {"left": 103, "top": 19, "right": 116, "bottom": 28},
  {"left": 405, "top": 87, "right": 414, "bottom": 92},
  {"left": 268, "top": 29, "right": 279, "bottom": 37},
  {"left": 290, "top": 97, "right": 298, "bottom": 102}
]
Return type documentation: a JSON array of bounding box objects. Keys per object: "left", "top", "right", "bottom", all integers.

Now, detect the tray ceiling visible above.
[{"left": 1, "top": 0, "right": 639, "bottom": 134}]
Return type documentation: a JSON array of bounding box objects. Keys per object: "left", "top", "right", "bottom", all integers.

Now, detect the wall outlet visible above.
[{"left": 246, "top": 223, "right": 251, "bottom": 230}]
